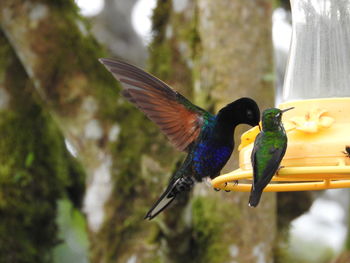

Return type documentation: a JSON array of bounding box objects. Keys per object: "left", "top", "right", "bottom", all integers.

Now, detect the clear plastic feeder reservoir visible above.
[{"left": 284, "top": 0, "right": 350, "bottom": 100}]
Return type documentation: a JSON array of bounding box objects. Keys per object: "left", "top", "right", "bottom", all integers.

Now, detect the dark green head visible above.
[{"left": 262, "top": 107, "right": 294, "bottom": 131}]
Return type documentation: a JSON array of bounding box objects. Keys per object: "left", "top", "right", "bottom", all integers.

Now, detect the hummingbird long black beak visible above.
[{"left": 281, "top": 107, "right": 294, "bottom": 113}]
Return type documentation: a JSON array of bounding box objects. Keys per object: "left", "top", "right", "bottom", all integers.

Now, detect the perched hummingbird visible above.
[
  {"left": 248, "top": 107, "right": 294, "bottom": 207},
  {"left": 100, "top": 58, "right": 260, "bottom": 220}
]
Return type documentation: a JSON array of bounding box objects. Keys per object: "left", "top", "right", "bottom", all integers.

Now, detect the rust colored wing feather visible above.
[{"left": 99, "top": 58, "right": 210, "bottom": 152}]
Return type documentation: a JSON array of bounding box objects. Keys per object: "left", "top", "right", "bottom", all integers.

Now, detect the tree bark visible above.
[{"left": 0, "top": 30, "right": 84, "bottom": 262}]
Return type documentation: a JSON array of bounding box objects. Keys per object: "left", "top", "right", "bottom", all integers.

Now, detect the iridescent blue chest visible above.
[
  {"left": 192, "top": 141, "right": 232, "bottom": 179},
  {"left": 188, "top": 114, "right": 234, "bottom": 180}
]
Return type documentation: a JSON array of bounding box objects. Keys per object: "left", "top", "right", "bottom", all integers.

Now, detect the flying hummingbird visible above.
[
  {"left": 249, "top": 107, "right": 294, "bottom": 207},
  {"left": 100, "top": 58, "right": 260, "bottom": 220}
]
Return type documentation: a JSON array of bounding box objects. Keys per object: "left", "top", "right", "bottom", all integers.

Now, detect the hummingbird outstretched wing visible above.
[{"left": 100, "top": 58, "right": 210, "bottom": 152}]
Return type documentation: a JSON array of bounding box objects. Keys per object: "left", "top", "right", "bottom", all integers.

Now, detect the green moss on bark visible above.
[
  {"left": 190, "top": 196, "right": 240, "bottom": 263},
  {"left": 149, "top": 0, "right": 173, "bottom": 80},
  {"left": 0, "top": 30, "right": 86, "bottom": 262},
  {"left": 0, "top": 0, "right": 119, "bottom": 121},
  {"left": 188, "top": 6, "right": 201, "bottom": 60},
  {"left": 0, "top": 106, "right": 85, "bottom": 262},
  {"left": 148, "top": 0, "right": 194, "bottom": 97}
]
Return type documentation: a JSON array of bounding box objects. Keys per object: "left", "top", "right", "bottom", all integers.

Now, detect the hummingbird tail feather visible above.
[
  {"left": 144, "top": 177, "right": 194, "bottom": 220},
  {"left": 144, "top": 178, "right": 179, "bottom": 220},
  {"left": 248, "top": 190, "right": 262, "bottom": 207},
  {"left": 144, "top": 192, "right": 176, "bottom": 220}
]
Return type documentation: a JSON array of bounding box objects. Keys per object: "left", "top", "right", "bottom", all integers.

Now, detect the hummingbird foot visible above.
[
  {"left": 206, "top": 177, "right": 221, "bottom": 191},
  {"left": 225, "top": 181, "right": 238, "bottom": 192},
  {"left": 224, "top": 182, "right": 231, "bottom": 192}
]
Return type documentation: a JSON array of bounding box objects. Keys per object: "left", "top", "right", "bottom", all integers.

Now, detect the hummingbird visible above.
[
  {"left": 99, "top": 58, "right": 260, "bottom": 220},
  {"left": 249, "top": 107, "right": 294, "bottom": 207}
]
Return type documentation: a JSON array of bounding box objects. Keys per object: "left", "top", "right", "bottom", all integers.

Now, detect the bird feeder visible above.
[{"left": 212, "top": 0, "right": 350, "bottom": 192}]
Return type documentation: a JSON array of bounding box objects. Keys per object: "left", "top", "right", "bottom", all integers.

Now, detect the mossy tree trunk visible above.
[{"left": 0, "top": 30, "right": 85, "bottom": 262}]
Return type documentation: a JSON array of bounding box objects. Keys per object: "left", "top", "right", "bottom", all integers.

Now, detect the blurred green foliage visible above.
[{"left": 53, "top": 199, "right": 89, "bottom": 263}]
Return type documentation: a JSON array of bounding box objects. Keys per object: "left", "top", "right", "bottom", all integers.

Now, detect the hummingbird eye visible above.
[{"left": 247, "top": 109, "right": 253, "bottom": 119}]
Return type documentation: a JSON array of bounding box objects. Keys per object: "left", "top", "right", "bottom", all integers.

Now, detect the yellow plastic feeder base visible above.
[{"left": 211, "top": 98, "right": 350, "bottom": 192}]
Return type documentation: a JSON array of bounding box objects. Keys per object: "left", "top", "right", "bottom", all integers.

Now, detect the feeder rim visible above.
[{"left": 211, "top": 164, "right": 350, "bottom": 192}]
